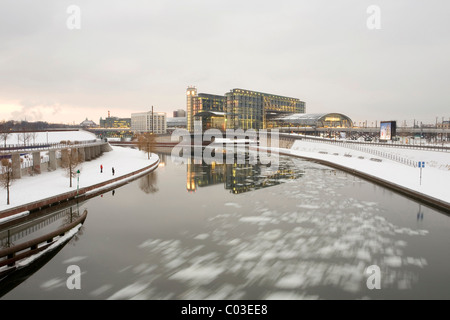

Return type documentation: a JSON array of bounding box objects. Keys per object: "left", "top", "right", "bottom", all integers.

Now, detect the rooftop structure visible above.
[
  {"left": 80, "top": 118, "right": 97, "bottom": 127},
  {"left": 274, "top": 113, "right": 353, "bottom": 128}
]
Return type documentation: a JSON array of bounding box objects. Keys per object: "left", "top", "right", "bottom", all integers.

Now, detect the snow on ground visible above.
[
  {"left": 361, "top": 145, "right": 450, "bottom": 170},
  {"left": 275, "top": 140, "right": 450, "bottom": 204},
  {"left": 4, "top": 130, "right": 97, "bottom": 145},
  {"left": 0, "top": 146, "right": 159, "bottom": 213}
]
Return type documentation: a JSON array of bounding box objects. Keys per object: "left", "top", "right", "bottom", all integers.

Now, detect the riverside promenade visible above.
[{"left": 0, "top": 146, "right": 160, "bottom": 221}]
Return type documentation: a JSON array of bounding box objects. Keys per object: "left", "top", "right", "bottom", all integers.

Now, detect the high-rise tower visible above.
[{"left": 186, "top": 86, "right": 197, "bottom": 132}]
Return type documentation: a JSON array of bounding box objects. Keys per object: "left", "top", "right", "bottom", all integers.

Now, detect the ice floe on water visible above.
[
  {"left": 384, "top": 256, "right": 403, "bottom": 268},
  {"left": 107, "top": 281, "right": 151, "bottom": 300},
  {"left": 40, "top": 277, "right": 65, "bottom": 290},
  {"left": 224, "top": 202, "right": 242, "bottom": 208},
  {"left": 90, "top": 284, "right": 113, "bottom": 297},
  {"left": 297, "top": 204, "right": 321, "bottom": 209},
  {"left": 169, "top": 264, "right": 226, "bottom": 285},
  {"left": 275, "top": 274, "right": 307, "bottom": 289},
  {"left": 194, "top": 233, "right": 209, "bottom": 240},
  {"left": 239, "top": 216, "right": 273, "bottom": 224},
  {"left": 103, "top": 158, "right": 430, "bottom": 300},
  {"left": 265, "top": 291, "right": 319, "bottom": 300},
  {"left": 63, "top": 256, "right": 87, "bottom": 264}
]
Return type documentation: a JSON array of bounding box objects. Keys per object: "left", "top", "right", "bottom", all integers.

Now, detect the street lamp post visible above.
[{"left": 77, "top": 169, "right": 80, "bottom": 196}]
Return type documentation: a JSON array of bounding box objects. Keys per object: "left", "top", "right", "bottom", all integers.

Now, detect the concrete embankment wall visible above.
[{"left": 2, "top": 142, "right": 112, "bottom": 180}]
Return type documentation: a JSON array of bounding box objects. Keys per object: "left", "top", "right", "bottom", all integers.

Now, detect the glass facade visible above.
[
  {"left": 186, "top": 86, "right": 197, "bottom": 132},
  {"left": 226, "top": 89, "right": 305, "bottom": 130},
  {"left": 193, "top": 94, "right": 227, "bottom": 131},
  {"left": 99, "top": 117, "right": 131, "bottom": 128},
  {"left": 186, "top": 87, "right": 306, "bottom": 131},
  {"left": 274, "top": 113, "right": 353, "bottom": 128}
]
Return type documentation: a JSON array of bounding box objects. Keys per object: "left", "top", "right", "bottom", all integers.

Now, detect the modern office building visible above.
[
  {"left": 225, "top": 88, "right": 305, "bottom": 130},
  {"left": 186, "top": 86, "right": 305, "bottom": 131},
  {"left": 192, "top": 93, "right": 227, "bottom": 131},
  {"left": 99, "top": 114, "right": 131, "bottom": 128},
  {"left": 131, "top": 111, "right": 167, "bottom": 134},
  {"left": 186, "top": 86, "right": 227, "bottom": 132}
]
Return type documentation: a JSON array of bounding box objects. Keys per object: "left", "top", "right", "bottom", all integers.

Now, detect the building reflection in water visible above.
[
  {"left": 185, "top": 155, "right": 304, "bottom": 194},
  {"left": 157, "top": 153, "right": 167, "bottom": 168}
]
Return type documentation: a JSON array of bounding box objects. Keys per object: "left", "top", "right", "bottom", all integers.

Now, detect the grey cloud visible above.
[{"left": 0, "top": 0, "right": 449, "bottom": 124}]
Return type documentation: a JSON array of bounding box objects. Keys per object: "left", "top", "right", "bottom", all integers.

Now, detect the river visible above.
[{"left": 1, "top": 150, "right": 449, "bottom": 300}]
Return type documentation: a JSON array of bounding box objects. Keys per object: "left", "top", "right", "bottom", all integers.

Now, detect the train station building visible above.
[{"left": 186, "top": 86, "right": 306, "bottom": 132}]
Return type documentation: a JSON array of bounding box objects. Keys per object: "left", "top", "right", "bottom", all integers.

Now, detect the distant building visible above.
[
  {"left": 186, "top": 86, "right": 305, "bottom": 132},
  {"left": 99, "top": 116, "right": 131, "bottom": 128},
  {"left": 80, "top": 118, "right": 97, "bottom": 127},
  {"left": 173, "top": 109, "right": 186, "bottom": 118},
  {"left": 437, "top": 120, "right": 450, "bottom": 129},
  {"left": 167, "top": 117, "right": 187, "bottom": 129},
  {"left": 131, "top": 111, "right": 167, "bottom": 134},
  {"left": 187, "top": 87, "right": 227, "bottom": 132}
]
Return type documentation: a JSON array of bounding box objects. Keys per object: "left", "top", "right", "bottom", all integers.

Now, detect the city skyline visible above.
[{"left": 1, "top": 1, "right": 449, "bottom": 126}]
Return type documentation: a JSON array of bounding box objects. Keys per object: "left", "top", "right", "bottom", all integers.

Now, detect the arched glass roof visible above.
[{"left": 274, "top": 113, "right": 353, "bottom": 127}]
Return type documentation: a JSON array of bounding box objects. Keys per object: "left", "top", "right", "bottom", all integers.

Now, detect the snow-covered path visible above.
[{"left": 0, "top": 146, "right": 159, "bottom": 214}]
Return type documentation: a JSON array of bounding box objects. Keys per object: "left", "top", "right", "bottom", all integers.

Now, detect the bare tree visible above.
[
  {"left": 18, "top": 132, "right": 33, "bottom": 146},
  {"left": 0, "top": 120, "right": 11, "bottom": 147},
  {"left": 135, "top": 132, "right": 157, "bottom": 159},
  {"left": 139, "top": 171, "right": 159, "bottom": 194},
  {"left": 0, "top": 158, "right": 15, "bottom": 205},
  {"left": 61, "top": 143, "right": 82, "bottom": 188},
  {"left": 0, "top": 132, "right": 10, "bottom": 148},
  {"left": 29, "top": 132, "right": 38, "bottom": 144}
]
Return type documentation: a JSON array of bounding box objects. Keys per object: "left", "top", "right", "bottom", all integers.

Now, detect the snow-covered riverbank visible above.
[
  {"left": 0, "top": 145, "right": 159, "bottom": 217},
  {"left": 270, "top": 140, "right": 450, "bottom": 207}
]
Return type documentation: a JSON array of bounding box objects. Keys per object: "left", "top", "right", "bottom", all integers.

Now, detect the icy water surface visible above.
[{"left": 1, "top": 152, "right": 450, "bottom": 299}]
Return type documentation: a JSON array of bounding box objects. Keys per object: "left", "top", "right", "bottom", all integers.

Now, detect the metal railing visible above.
[
  {"left": 287, "top": 135, "right": 424, "bottom": 168},
  {"left": 281, "top": 133, "right": 450, "bottom": 153},
  {"left": 0, "top": 210, "right": 87, "bottom": 272},
  {"left": 0, "top": 139, "right": 101, "bottom": 154}
]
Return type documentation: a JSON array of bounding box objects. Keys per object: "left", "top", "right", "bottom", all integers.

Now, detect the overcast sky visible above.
[{"left": 1, "top": 0, "right": 449, "bottom": 126}]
